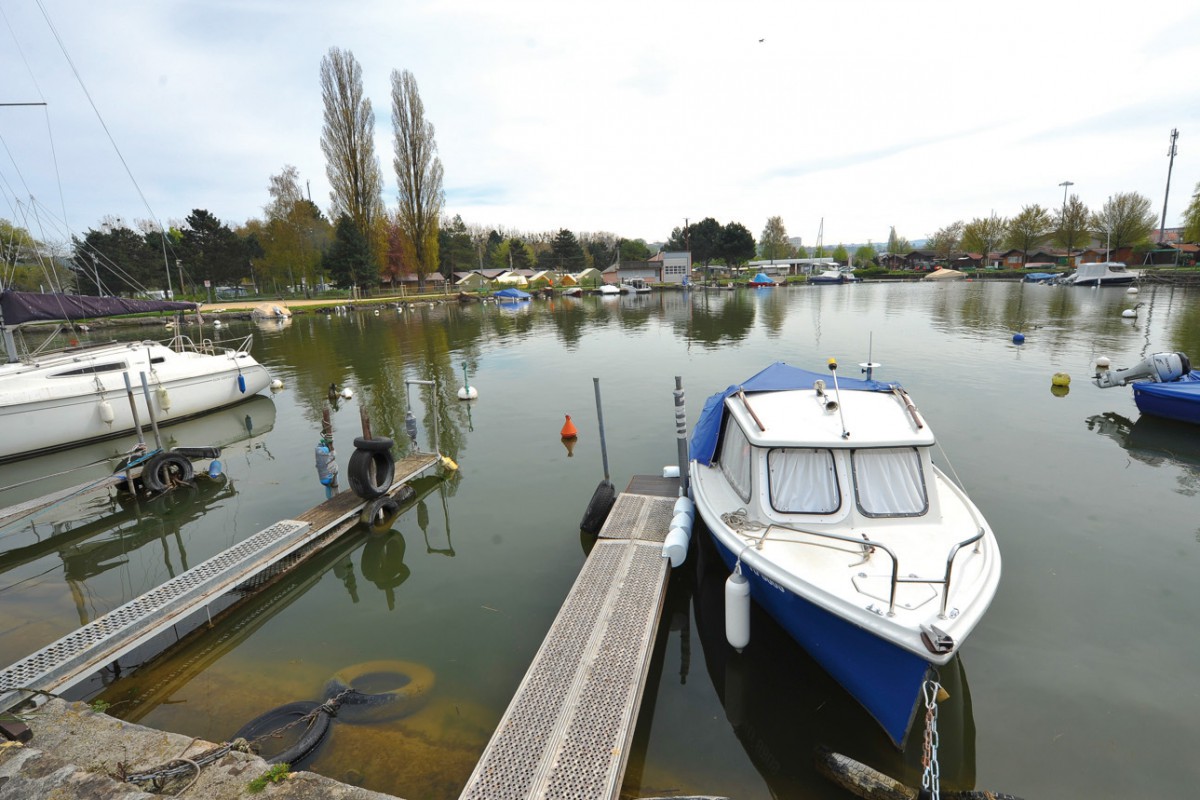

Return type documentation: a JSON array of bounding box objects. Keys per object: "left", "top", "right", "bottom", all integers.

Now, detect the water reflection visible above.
[{"left": 1086, "top": 412, "right": 1200, "bottom": 496}]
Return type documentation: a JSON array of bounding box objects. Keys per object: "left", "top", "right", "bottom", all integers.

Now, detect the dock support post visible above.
[
  {"left": 138, "top": 372, "right": 164, "bottom": 451},
  {"left": 673, "top": 376, "right": 690, "bottom": 497}
]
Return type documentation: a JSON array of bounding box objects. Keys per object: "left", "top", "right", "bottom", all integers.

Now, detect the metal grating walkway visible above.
[
  {"left": 0, "top": 451, "right": 442, "bottom": 712},
  {"left": 460, "top": 483, "right": 678, "bottom": 800}
]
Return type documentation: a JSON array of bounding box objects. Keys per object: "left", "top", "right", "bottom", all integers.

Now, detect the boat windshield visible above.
[
  {"left": 768, "top": 447, "right": 839, "bottom": 513},
  {"left": 718, "top": 420, "right": 753, "bottom": 501},
  {"left": 851, "top": 447, "right": 928, "bottom": 517}
]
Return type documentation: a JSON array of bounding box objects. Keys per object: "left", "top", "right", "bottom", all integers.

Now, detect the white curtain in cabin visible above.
[
  {"left": 768, "top": 448, "right": 838, "bottom": 513},
  {"left": 853, "top": 448, "right": 926, "bottom": 516},
  {"left": 719, "top": 420, "right": 753, "bottom": 501}
]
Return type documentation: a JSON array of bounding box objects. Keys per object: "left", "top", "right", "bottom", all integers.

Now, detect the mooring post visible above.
[
  {"left": 359, "top": 402, "right": 372, "bottom": 440},
  {"left": 122, "top": 371, "right": 146, "bottom": 449},
  {"left": 138, "top": 372, "right": 164, "bottom": 451},
  {"left": 321, "top": 406, "right": 333, "bottom": 448},
  {"left": 674, "top": 376, "right": 690, "bottom": 497}
]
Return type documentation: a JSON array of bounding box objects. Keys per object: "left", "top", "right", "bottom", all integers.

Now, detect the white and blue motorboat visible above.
[
  {"left": 1093, "top": 351, "right": 1200, "bottom": 425},
  {"left": 688, "top": 360, "right": 1001, "bottom": 747}
]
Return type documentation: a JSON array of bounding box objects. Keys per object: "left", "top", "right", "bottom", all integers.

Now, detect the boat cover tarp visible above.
[
  {"left": 1133, "top": 371, "right": 1200, "bottom": 424},
  {"left": 689, "top": 361, "right": 898, "bottom": 466},
  {"left": 493, "top": 288, "right": 532, "bottom": 300},
  {"left": 750, "top": 273, "right": 774, "bottom": 284},
  {"left": 0, "top": 290, "right": 196, "bottom": 326}
]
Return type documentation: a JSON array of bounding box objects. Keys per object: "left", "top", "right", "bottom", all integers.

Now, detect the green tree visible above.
[
  {"left": 551, "top": 229, "right": 586, "bottom": 270},
  {"left": 1052, "top": 195, "right": 1090, "bottom": 263},
  {"left": 667, "top": 217, "right": 722, "bottom": 265},
  {"left": 719, "top": 222, "right": 756, "bottom": 267},
  {"left": 391, "top": 68, "right": 444, "bottom": 291},
  {"left": 492, "top": 237, "right": 534, "bottom": 270},
  {"left": 1091, "top": 192, "right": 1157, "bottom": 252},
  {"left": 886, "top": 226, "right": 912, "bottom": 255},
  {"left": 320, "top": 47, "right": 384, "bottom": 254},
  {"left": 927, "top": 220, "right": 964, "bottom": 264},
  {"left": 1004, "top": 205, "right": 1053, "bottom": 263},
  {"left": 1183, "top": 182, "right": 1200, "bottom": 244},
  {"left": 257, "top": 166, "right": 332, "bottom": 294},
  {"left": 619, "top": 238, "right": 652, "bottom": 261},
  {"left": 759, "top": 216, "right": 793, "bottom": 260},
  {"left": 178, "top": 210, "right": 253, "bottom": 289},
  {"left": 853, "top": 243, "right": 877, "bottom": 268},
  {"left": 831, "top": 243, "right": 849, "bottom": 264},
  {"left": 4, "top": 220, "right": 74, "bottom": 292},
  {"left": 324, "top": 215, "right": 374, "bottom": 289},
  {"left": 961, "top": 214, "right": 1007, "bottom": 265},
  {"left": 438, "top": 214, "right": 475, "bottom": 277}
]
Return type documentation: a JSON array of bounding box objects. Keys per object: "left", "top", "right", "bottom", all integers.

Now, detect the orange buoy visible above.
[{"left": 560, "top": 414, "right": 578, "bottom": 439}]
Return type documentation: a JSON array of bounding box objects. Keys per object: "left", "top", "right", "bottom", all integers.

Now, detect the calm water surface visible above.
[{"left": 2, "top": 280, "right": 1199, "bottom": 799}]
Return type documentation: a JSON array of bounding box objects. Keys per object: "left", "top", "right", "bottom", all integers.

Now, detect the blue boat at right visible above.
[
  {"left": 1094, "top": 351, "right": 1200, "bottom": 425},
  {"left": 688, "top": 360, "right": 1001, "bottom": 748}
]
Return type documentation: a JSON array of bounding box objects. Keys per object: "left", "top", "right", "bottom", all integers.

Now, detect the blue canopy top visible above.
[
  {"left": 493, "top": 288, "right": 532, "bottom": 300},
  {"left": 689, "top": 361, "right": 897, "bottom": 466},
  {"left": 751, "top": 273, "right": 773, "bottom": 283}
]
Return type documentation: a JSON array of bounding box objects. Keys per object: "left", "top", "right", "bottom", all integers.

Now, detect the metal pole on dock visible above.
[
  {"left": 122, "top": 372, "right": 146, "bottom": 448},
  {"left": 138, "top": 372, "right": 164, "bottom": 451},
  {"left": 673, "top": 376, "right": 690, "bottom": 497},
  {"left": 594, "top": 377, "right": 610, "bottom": 483}
]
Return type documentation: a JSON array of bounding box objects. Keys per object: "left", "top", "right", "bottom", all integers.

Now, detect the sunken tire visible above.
[
  {"left": 347, "top": 448, "right": 395, "bottom": 500},
  {"left": 353, "top": 436, "right": 394, "bottom": 453},
  {"left": 323, "top": 660, "right": 436, "bottom": 724},
  {"left": 140, "top": 452, "right": 194, "bottom": 494},
  {"left": 233, "top": 700, "right": 332, "bottom": 767}
]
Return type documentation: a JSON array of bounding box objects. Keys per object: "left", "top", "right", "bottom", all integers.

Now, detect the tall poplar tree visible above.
[
  {"left": 759, "top": 216, "right": 793, "bottom": 260},
  {"left": 390, "top": 69, "right": 444, "bottom": 290},
  {"left": 320, "top": 48, "right": 384, "bottom": 254}
]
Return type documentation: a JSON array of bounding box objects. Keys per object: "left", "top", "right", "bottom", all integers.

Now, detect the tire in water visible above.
[
  {"left": 232, "top": 700, "right": 332, "bottom": 767},
  {"left": 353, "top": 436, "right": 394, "bottom": 453},
  {"left": 347, "top": 448, "right": 395, "bottom": 500},
  {"left": 324, "top": 659, "right": 435, "bottom": 724},
  {"left": 360, "top": 495, "right": 401, "bottom": 533},
  {"left": 140, "top": 452, "right": 195, "bottom": 494}
]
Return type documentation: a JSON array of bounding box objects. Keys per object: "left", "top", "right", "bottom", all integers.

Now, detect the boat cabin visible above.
[{"left": 714, "top": 385, "right": 940, "bottom": 527}]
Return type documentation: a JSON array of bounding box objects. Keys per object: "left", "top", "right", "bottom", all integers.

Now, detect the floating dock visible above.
[
  {"left": 459, "top": 475, "right": 679, "bottom": 800},
  {"left": 0, "top": 451, "right": 440, "bottom": 713}
]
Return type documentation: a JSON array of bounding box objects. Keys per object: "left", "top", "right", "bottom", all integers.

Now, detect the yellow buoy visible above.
[
  {"left": 1051, "top": 373, "right": 1070, "bottom": 387},
  {"left": 439, "top": 454, "right": 459, "bottom": 472}
]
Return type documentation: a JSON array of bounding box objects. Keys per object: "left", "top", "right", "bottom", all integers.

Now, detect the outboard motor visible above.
[{"left": 1094, "top": 352, "right": 1191, "bottom": 388}]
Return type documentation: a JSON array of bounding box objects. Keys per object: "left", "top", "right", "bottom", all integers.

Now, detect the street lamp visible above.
[{"left": 1058, "top": 181, "right": 1074, "bottom": 266}]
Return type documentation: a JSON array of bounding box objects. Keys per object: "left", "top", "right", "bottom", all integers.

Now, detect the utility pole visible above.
[
  {"left": 1159, "top": 128, "right": 1179, "bottom": 245},
  {"left": 1059, "top": 181, "right": 1073, "bottom": 266}
]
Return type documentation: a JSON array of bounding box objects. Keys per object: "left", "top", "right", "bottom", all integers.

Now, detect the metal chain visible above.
[{"left": 921, "top": 679, "right": 941, "bottom": 800}]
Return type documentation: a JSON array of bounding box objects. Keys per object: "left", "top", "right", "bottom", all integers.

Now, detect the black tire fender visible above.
[
  {"left": 140, "top": 452, "right": 195, "bottom": 494},
  {"left": 347, "top": 448, "right": 395, "bottom": 500},
  {"left": 360, "top": 495, "right": 401, "bottom": 533},
  {"left": 323, "top": 659, "right": 435, "bottom": 724},
  {"left": 353, "top": 436, "right": 394, "bottom": 453},
  {"left": 232, "top": 700, "right": 332, "bottom": 767}
]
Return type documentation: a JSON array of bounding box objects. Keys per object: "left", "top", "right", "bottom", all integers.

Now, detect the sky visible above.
[{"left": 2, "top": 0, "right": 1199, "bottom": 251}]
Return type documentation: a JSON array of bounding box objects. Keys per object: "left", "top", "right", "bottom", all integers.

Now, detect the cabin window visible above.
[
  {"left": 851, "top": 447, "right": 927, "bottom": 517},
  {"left": 718, "top": 419, "right": 753, "bottom": 502},
  {"left": 768, "top": 448, "right": 839, "bottom": 514},
  {"left": 50, "top": 361, "right": 128, "bottom": 377}
]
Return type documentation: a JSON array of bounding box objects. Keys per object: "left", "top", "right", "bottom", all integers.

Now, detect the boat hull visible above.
[
  {"left": 1133, "top": 373, "right": 1200, "bottom": 425},
  {"left": 707, "top": 527, "right": 930, "bottom": 747},
  {"left": 0, "top": 341, "right": 272, "bottom": 462}
]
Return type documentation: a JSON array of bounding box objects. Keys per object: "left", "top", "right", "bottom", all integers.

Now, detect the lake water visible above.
[{"left": 2, "top": 279, "right": 1199, "bottom": 799}]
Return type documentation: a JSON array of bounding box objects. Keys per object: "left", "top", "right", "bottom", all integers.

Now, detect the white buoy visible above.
[
  {"left": 1096, "top": 356, "right": 1111, "bottom": 369},
  {"left": 457, "top": 362, "right": 478, "bottom": 400},
  {"left": 270, "top": 378, "right": 284, "bottom": 391},
  {"left": 1127, "top": 286, "right": 1139, "bottom": 295},
  {"left": 98, "top": 399, "right": 115, "bottom": 424},
  {"left": 340, "top": 387, "right": 353, "bottom": 400},
  {"left": 1121, "top": 302, "right": 1144, "bottom": 319},
  {"left": 672, "top": 496, "right": 695, "bottom": 521},
  {"left": 725, "top": 568, "right": 751, "bottom": 652},
  {"left": 663, "top": 527, "right": 689, "bottom": 567},
  {"left": 661, "top": 465, "right": 680, "bottom": 478},
  {"left": 213, "top": 319, "right": 222, "bottom": 328},
  {"left": 157, "top": 386, "right": 171, "bottom": 411}
]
